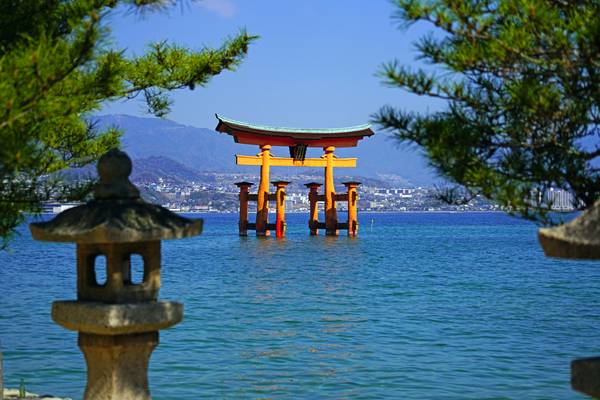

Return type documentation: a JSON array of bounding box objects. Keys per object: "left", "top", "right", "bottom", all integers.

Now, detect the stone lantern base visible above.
[{"left": 52, "top": 301, "right": 183, "bottom": 400}]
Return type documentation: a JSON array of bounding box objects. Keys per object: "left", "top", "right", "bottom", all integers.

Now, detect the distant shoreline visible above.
[
  {"left": 39, "top": 209, "right": 578, "bottom": 216},
  {"left": 174, "top": 210, "right": 509, "bottom": 215}
]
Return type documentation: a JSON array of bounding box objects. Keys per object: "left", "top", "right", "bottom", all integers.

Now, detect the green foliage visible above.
[
  {"left": 0, "top": 0, "right": 257, "bottom": 246},
  {"left": 375, "top": 0, "right": 600, "bottom": 224}
]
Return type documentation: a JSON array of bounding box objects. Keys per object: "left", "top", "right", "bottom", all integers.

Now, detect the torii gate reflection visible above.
[{"left": 215, "top": 114, "right": 374, "bottom": 237}]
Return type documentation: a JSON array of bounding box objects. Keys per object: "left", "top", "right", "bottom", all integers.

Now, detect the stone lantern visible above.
[
  {"left": 539, "top": 201, "right": 600, "bottom": 398},
  {"left": 29, "top": 149, "right": 203, "bottom": 400}
]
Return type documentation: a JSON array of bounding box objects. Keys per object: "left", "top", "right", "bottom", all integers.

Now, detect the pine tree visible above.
[
  {"left": 0, "top": 0, "right": 256, "bottom": 246},
  {"left": 375, "top": 0, "right": 600, "bottom": 224}
]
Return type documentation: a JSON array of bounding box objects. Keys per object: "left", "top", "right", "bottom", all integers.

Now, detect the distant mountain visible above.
[
  {"left": 62, "top": 155, "right": 203, "bottom": 184},
  {"left": 93, "top": 114, "right": 435, "bottom": 185},
  {"left": 130, "top": 156, "right": 204, "bottom": 184},
  {"left": 95, "top": 114, "right": 254, "bottom": 173}
]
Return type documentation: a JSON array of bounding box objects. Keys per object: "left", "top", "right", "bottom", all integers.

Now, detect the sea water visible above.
[{"left": 0, "top": 212, "right": 599, "bottom": 399}]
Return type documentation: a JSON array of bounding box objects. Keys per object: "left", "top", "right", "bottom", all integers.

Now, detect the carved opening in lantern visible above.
[
  {"left": 126, "top": 254, "right": 145, "bottom": 286},
  {"left": 93, "top": 255, "right": 108, "bottom": 286},
  {"left": 76, "top": 241, "right": 161, "bottom": 303}
]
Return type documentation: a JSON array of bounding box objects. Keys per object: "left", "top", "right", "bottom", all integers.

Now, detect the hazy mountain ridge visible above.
[
  {"left": 130, "top": 156, "right": 204, "bottom": 184},
  {"left": 93, "top": 114, "right": 433, "bottom": 185},
  {"left": 94, "top": 114, "right": 252, "bottom": 173}
]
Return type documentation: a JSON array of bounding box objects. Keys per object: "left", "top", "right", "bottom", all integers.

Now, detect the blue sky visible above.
[{"left": 101, "top": 0, "right": 446, "bottom": 183}]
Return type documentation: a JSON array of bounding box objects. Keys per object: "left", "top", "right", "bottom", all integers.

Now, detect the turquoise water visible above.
[{"left": 1, "top": 212, "right": 599, "bottom": 399}]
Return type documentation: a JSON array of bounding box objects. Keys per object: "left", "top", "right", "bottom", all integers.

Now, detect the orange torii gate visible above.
[{"left": 215, "top": 114, "right": 374, "bottom": 237}]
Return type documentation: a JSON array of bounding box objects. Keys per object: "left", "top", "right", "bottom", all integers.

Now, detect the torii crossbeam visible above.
[{"left": 215, "top": 114, "right": 374, "bottom": 237}]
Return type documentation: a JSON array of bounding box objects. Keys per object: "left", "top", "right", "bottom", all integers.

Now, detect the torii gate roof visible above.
[{"left": 215, "top": 114, "right": 374, "bottom": 147}]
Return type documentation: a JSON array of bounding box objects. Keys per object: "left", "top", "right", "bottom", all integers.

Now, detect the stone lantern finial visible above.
[
  {"left": 29, "top": 150, "right": 203, "bottom": 400},
  {"left": 95, "top": 149, "right": 140, "bottom": 200}
]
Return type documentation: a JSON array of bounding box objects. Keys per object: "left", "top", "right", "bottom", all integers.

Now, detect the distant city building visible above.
[
  {"left": 546, "top": 188, "right": 576, "bottom": 211},
  {"left": 530, "top": 187, "right": 577, "bottom": 211}
]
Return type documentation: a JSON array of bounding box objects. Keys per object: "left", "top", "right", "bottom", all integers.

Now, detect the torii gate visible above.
[{"left": 215, "top": 114, "right": 374, "bottom": 237}]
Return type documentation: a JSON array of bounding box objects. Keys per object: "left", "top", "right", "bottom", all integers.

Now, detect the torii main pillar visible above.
[
  {"left": 256, "top": 144, "right": 271, "bottom": 236},
  {"left": 323, "top": 146, "right": 338, "bottom": 236}
]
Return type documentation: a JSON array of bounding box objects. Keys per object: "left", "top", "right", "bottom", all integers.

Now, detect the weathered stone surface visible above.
[
  {"left": 572, "top": 357, "right": 600, "bottom": 398},
  {"left": 52, "top": 301, "right": 182, "bottom": 335},
  {"left": 79, "top": 332, "right": 157, "bottom": 400},
  {"left": 76, "top": 241, "right": 161, "bottom": 303},
  {"left": 29, "top": 200, "right": 203, "bottom": 243},
  {"left": 539, "top": 199, "right": 600, "bottom": 259},
  {"left": 94, "top": 149, "right": 140, "bottom": 200}
]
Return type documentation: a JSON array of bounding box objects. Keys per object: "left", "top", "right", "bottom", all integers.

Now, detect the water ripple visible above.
[{"left": 0, "top": 212, "right": 597, "bottom": 399}]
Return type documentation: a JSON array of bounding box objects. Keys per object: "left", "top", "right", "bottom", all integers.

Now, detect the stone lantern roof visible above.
[
  {"left": 538, "top": 199, "right": 600, "bottom": 259},
  {"left": 30, "top": 149, "right": 203, "bottom": 243}
]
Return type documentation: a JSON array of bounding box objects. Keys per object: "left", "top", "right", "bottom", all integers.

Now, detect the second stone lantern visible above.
[
  {"left": 538, "top": 202, "right": 600, "bottom": 399},
  {"left": 30, "top": 149, "right": 203, "bottom": 400}
]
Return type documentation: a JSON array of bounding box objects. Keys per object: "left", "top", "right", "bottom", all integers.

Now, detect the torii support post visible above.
[
  {"left": 272, "top": 181, "right": 290, "bottom": 238},
  {"left": 305, "top": 182, "right": 322, "bottom": 235},
  {"left": 235, "top": 182, "right": 253, "bottom": 236},
  {"left": 323, "top": 146, "right": 338, "bottom": 236},
  {"left": 256, "top": 144, "right": 271, "bottom": 236},
  {"left": 343, "top": 181, "right": 361, "bottom": 237}
]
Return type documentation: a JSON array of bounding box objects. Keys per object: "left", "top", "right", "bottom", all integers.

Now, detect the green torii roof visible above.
[{"left": 215, "top": 114, "right": 373, "bottom": 136}]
